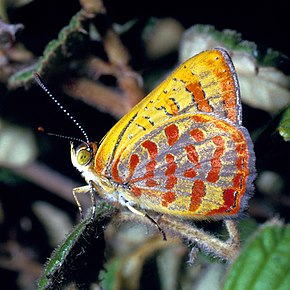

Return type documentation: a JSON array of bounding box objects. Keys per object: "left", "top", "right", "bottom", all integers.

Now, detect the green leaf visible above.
[
  {"left": 38, "top": 202, "right": 117, "bottom": 290},
  {"left": 278, "top": 106, "right": 290, "bottom": 141},
  {"left": 223, "top": 220, "right": 290, "bottom": 290}
]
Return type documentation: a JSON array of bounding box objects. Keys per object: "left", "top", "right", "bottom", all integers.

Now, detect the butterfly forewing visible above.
[{"left": 95, "top": 49, "right": 241, "bottom": 173}]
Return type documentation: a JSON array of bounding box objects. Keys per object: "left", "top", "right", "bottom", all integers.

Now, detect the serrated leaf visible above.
[
  {"left": 223, "top": 221, "right": 290, "bottom": 290},
  {"left": 38, "top": 202, "right": 117, "bottom": 290},
  {"left": 8, "top": 10, "right": 89, "bottom": 88},
  {"left": 278, "top": 106, "right": 290, "bottom": 141}
]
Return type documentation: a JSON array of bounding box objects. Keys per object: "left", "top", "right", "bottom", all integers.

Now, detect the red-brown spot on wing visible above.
[
  {"left": 166, "top": 176, "right": 177, "bottom": 190},
  {"left": 146, "top": 179, "right": 158, "bottom": 187},
  {"left": 184, "top": 168, "right": 196, "bottom": 178},
  {"left": 128, "top": 154, "right": 139, "bottom": 179},
  {"left": 162, "top": 191, "right": 176, "bottom": 207},
  {"left": 165, "top": 153, "right": 177, "bottom": 190},
  {"left": 189, "top": 180, "right": 205, "bottom": 212},
  {"left": 165, "top": 124, "right": 179, "bottom": 146},
  {"left": 142, "top": 140, "right": 158, "bottom": 159},
  {"left": 131, "top": 186, "right": 142, "bottom": 197},
  {"left": 165, "top": 154, "right": 177, "bottom": 176},
  {"left": 185, "top": 144, "right": 200, "bottom": 168},
  {"left": 186, "top": 82, "right": 213, "bottom": 113},
  {"left": 144, "top": 160, "right": 156, "bottom": 179},
  {"left": 192, "top": 115, "right": 210, "bottom": 123},
  {"left": 130, "top": 153, "right": 139, "bottom": 169},
  {"left": 190, "top": 128, "right": 205, "bottom": 142},
  {"left": 223, "top": 188, "right": 236, "bottom": 208},
  {"left": 206, "top": 136, "right": 225, "bottom": 183}
]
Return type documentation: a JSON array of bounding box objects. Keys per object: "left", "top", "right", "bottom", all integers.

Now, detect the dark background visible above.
[{"left": 8, "top": 0, "right": 290, "bottom": 57}]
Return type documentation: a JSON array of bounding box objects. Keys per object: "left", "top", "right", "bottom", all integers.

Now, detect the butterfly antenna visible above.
[
  {"left": 37, "top": 127, "right": 88, "bottom": 144},
  {"left": 34, "top": 73, "right": 90, "bottom": 144}
]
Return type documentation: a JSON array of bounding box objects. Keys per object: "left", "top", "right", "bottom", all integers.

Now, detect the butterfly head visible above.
[{"left": 70, "top": 142, "right": 97, "bottom": 173}]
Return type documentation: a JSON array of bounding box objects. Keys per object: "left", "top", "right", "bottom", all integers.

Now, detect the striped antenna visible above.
[
  {"left": 34, "top": 74, "right": 90, "bottom": 144},
  {"left": 37, "top": 127, "right": 87, "bottom": 144}
]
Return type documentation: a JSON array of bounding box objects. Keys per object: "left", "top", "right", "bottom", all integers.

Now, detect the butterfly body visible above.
[{"left": 71, "top": 48, "right": 255, "bottom": 220}]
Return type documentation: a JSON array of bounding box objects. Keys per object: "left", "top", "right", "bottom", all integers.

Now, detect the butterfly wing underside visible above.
[{"left": 95, "top": 48, "right": 255, "bottom": 218}]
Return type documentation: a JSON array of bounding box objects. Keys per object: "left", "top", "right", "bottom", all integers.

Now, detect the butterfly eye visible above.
[{"left": 76, "top": 148, "right": 92, "bottom": 166}]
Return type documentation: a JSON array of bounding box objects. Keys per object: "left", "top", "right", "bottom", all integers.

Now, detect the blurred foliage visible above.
[{"left": 224, "top": 220, "right": 290, "bottom": 290}]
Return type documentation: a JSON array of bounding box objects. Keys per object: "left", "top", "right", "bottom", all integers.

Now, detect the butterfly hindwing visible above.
[{"left": 111, "top": 113, "right": 254, "bottom": 218}]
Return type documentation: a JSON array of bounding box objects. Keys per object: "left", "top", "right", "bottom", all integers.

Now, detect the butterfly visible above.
[{"left": 69, "top": 48, "right": 255, "bottom": 222}]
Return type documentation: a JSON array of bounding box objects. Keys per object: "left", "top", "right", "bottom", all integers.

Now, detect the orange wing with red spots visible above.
[{"left": 94, "top": 48, "right": 255, "bottom": 219}]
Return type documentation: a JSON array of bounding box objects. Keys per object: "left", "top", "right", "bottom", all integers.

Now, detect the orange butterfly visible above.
[{"left": 68, "top": 48, "right": 255, "bottom": 221}]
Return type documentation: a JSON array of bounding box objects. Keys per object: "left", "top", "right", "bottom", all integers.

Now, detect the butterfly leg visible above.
[
  {"left": 124, "top": 202, "right": 167, "bottom": 241},
  {"left": 73, "top": 185, "right": 90, "bottom": 219},
  {"left": 88, "top": 180, "right": 97, "bottom": 219},
  {"left": 224, "top": 219, "right": 240, "bottom": 252},
  {"left": 72, "top": 182, "right": 97, "bottom": 220}
]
